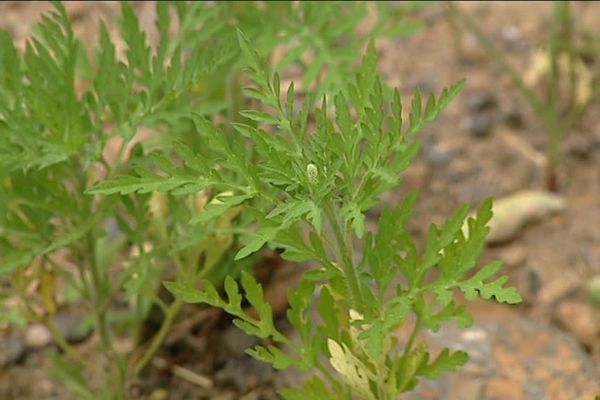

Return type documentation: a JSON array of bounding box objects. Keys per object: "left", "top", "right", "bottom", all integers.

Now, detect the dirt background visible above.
[{"left": 0, "top": 2, "right": 599, "bottom": 399}]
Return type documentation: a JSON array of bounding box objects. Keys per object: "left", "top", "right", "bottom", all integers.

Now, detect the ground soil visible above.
[{"left": 0, "top": 2, "right": 599, "bottom": 399}]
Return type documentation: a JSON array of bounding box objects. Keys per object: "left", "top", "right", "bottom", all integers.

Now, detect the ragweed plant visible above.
[
  {"left": 0, "top": 2, "right": 432, "bottom": 399},
  {"left": 93, "top": 32, "right": 521, "bottom": 399},
  {"left": 0, "top": 2, "right": 247, "bottom": 398}
]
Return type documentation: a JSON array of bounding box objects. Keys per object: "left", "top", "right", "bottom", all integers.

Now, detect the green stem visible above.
[
  {"left": 42, "top": 316, "right": 94, "bottom": 371},
  {"left": 323, "top": 202, "right": 363, "bottom": 312},
  {"left": 130, "top": 299, "right": 183, "bottom": 376},
  {"left": 403, "top": 317, "right": 421, "bottom": 360},
  {"left": 447, "top": 2, "right": 565, "bottom": 190}
]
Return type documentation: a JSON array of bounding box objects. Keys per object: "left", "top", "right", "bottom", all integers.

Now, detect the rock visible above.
[
  {"left": 24, "top": 310, "right": 91, "bottom": 349},
  {"left": 472, "top": 190, "right": 566, "bottom": 245},
  {"left": 406, "top": 76, "right": 437, "bottom": 94},
  {"left": 515, "top": 267, "right": 542, "bottom": 305},
  {"left": 537, "top": 273, "right": 579, "bottom": 307},
  {"left": 408, "top": 302, "right": 600, "bottom": 399},
  {"left": 458, "top": 33, "right": 488, "bottom": 64},
  {"left": 25, "top": 324, "right": 52, "bottom": 349},
  {"left": 446, "top": 158, "right": 473, "bottom": 183},
  {"left": 485, "top": 378, "right": 524, "bottom": 399},
  {"left": 465, "top": 91, "right": 497, "bottom": 113},
  {"left": 564, "top": 133, "right": 593, "bottom": 160},
  {"left": 502, "top": 107, "right": 524, "bottom": 128},
  {"left": 424, "top": 144, "right": 452, "bottom": 167},
  {"left": 497, "top": 245, "right": 527, "bottom": 270},
  {"left": 148, "top": 389, "right": 169, "bottom": 400},
  {"left": 500, "top": 24, "right": 529, "bottom": 53},
  {"left": 554, "top": 300, "right": 599, "bottom": 349},
  {"left": 462, "top": 112, "right": 494, "bottom": 138},
  {"left": 215, "top": 356, "right": 272, "bottom": 392},
  {"left": 223, "top": 326, "right": 259, "bottom": 356},
  {"left": 53, "top": 310, "right": 91, "bottom": 343},
  {"left": 0, "top": 332, "right": 25, "bottom": 367}
]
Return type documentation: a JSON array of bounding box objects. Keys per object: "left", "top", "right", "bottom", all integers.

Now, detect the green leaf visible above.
[
  {"left": 279, "top": 377, "right": 338, "bottom": 400},
  {"left": 343, "top": 203, "right": 365, "bottom": 238},
  {"left": 327, "top": 339, "right": 376, "bottom": 400},
  {"left": 419, "top": 348, "right": 468, "bottom": 379},
  {"left": 190, "top": 194, "right": 251, "bottom": 224},
  {"left": 246, "top": 345, "right": 297, "bottom": 370},
  {"left": 235, "top": 226, "right": 279, "bottom": 260},
  {"left": 163, "top": 282, "right": 207, "bottom": 304},
  {"left": 239, "top": 110, "right": 279, "bottom": 125},
  {"left": 459, "top": 261, "right": 522, "bottom": 304}
]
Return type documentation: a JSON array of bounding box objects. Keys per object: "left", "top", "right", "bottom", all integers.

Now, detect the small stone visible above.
[
  {"left": 406, "top": 77, "right": 436, "bottom": 94},
  {"left": 564, "top": 134, "right": 592, "bottom": 160},
  {"left": 463, "top": 113, "right": 494, "bottom": 138},
  {"left": 554, "top": 300, "right": 599, "bottom": 349},
  {"left": 459, "top": 33, "right": 488, "bottom": 64},
  {"left": 502, "top": 107, "right": 524, "bottom": 128},
  {"left": 424, "top": 145, "right": 451, "bottom": 167},
  {"left": 223, "top": 326, "right": 259, "bottom": 356},
  {"left": 441, "top": 376, "right": 486, "bottom": 400},
  {"left": 148, "top": 389, "right": 168, "bottom": 400},
  {"left": 25, "top": 324, "right": 52, "bottom": 349},
  {"left": 485, "top": 378, "right": 524, "bottom": 400},
  {"left": 481, "top": 190, "right": 566, "bottom": 245},
  {"left": 498, "top": 246, "right": 527, "bottom": 270},
  {"left": 0, "top": 332, "right": 25, "bottom": 366},
  {"left": 53, "top": 311, "right": 91, "bottom": 343},
  {"left": 515, "top": 267, "right": 541, "bottom": 305},
  {"left": 500, "top": 24, "right": 530, "bottom": 53},
  {"left": 465, "top": 91, "right": 497, "bottom": 113},
  {"left": 215, "top": 356, "right": 272, "bottom": 392},
  {"left": 446, "top": 158, "right": 473, "bottom": 183}
]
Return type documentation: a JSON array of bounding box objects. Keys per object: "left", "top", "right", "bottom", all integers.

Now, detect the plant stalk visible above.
[
  {"left": 324, "top": 202, "right": 364, "bottom": 312},
  {"left": 130, "top": 299, "right": 183, "bottom": 376}
]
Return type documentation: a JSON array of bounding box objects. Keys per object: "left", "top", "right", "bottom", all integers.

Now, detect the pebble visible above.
[
  {"left": 462, "top": 112, "right": 494, "bottom": 138},
  {"left": 223, "top": 326, "right": 259, "bottom": 356},
  {"left": 515, "top": 267, "right": 541, "bottom": 305},
  {"left": 478, "top": 190, "right": 566, "bottom": 244},
  {"left": 25, "top": 324, "right": 52, "bottom": 349},
  {"left": 446, "top": 158, "right": 473, "bottom": 183},
  {"left": 498, "top": 245, "right": 527, "bottom": 270},
  {"left": 424, "top": 145, "right": 452, "bottom": 167},
  {"left": 500, "top": 24, "right": 530, "bottom": 53},
  {"left": 408, "top": 308, "right": 600, "bottom": 399},
  {"left": 0, "top": 332, "right": 25, "bottom": 367},
  {"left": 53, "top": 311, "right": 91, "bottom": 343},
  {"left": 24, "top": 311, "right": 91, "bottom": 349},
  {"left": 554, "top": 300, "right": 599, "bottom": 349},
  {"left": 465, "top": 91, "right": 497, "bottom": 113},
  {"left": 502, "top": 107, "right": 524, "bottom": 128},
  {"left": 406, "top": 77, "right": 437, "bottom": 94},
  {"left": 564, "top": 134, "right": 593, "bottom": 160},
  {"left": 215, "top": 356, "right": 272, "bottom": 392}
]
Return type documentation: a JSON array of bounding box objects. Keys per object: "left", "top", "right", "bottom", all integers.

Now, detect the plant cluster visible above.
[{"left": 0, "top": 2, "right": 520, "bottom": 399}]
